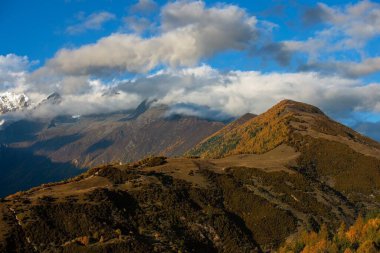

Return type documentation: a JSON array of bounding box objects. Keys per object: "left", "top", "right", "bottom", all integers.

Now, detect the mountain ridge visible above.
[
  {"left": 0, "top": 100, "right": 228, "bottom": 197},
  {"left": 188, "top": 99, "right": 380, "bottom": 158},
  {"left": 0, "top": 99, "right": 379, "bottom": 253},
  {"left": 189, "top": 99, "right": 380, "bottom": 207}
]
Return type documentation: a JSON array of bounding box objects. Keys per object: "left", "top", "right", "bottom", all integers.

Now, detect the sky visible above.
[{"left": 0, "top": 0, "right": 380, "bottom": 140}]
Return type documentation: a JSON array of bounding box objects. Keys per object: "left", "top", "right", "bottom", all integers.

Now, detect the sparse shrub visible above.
[
  {"left": 138, "top": 156, "right": 167, "bottom": 167},
  {"left": 38, "top": 195, "right": 57, "bottom": 203}
]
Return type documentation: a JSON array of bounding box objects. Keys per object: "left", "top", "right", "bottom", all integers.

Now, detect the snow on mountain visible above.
[{"left": 0, "top": 92, "right": 30, "bottom": 114}]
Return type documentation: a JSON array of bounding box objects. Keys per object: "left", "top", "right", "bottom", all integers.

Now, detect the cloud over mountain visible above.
[{"left": 117, "top": 65, "right": 380, "bottom": 121}]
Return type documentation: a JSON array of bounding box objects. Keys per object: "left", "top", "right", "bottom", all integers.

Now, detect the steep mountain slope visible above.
[
  {"left": 188, "top": 99, "right": 380, "bottom": 158},
  {"left": 0, "top": 145, "right": 79, "bottom": 197},
  {"left": 1, "top": 102, "right": 226, "bottom": 167},
  {"left": 0, "top": 101, "right": 227, "bottom": 197},
  {"left": 188, "top": 100, "right": 380, "bottom": 206},
  {"left": 35, "top": 104, "right": 226, "bottom": 168}
]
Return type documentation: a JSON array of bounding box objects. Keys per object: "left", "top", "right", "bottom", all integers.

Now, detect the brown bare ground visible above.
[{"left": 211, "top": 144, "right": 299, "bottom": 173}]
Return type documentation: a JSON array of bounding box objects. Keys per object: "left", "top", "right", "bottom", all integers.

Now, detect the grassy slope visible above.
[
  {"left": 0, "top": 154, "right": 359, "bottom": 253},
  {"left": 188, "top": 100, "right": 380, "bottom": 205}
]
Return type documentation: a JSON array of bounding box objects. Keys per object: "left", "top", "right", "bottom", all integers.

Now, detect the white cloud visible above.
[
  {"left": 122, "top": 16, "right": 152, "bottom": 34},
  {"left": 0, "top": 54, "right": 34, "bottom": 93},
  {"left": 161, "top": 1, "right": 256, "bottom": 32},
  {"left": 344, "top": 57, "right": 380, "bottom": 77},
  {"left": 293, "top": 1, "right": 380, "bottom": 53},
  {"left": 0, "top": 53, "right": 141, "bottom": 119},
  {"left": 3, "top": 60, "right": 380, "bottom": 134},
  {"left": 131, "top": 0, "right": 158, "bottom": 14},
  {"left": 114, "top": 65, "right": 380, "bottom": 121},
  {"left": 26, "top": 63, "right": 375, "bottom": 122},
  {"left": 31, "top": 88, "right": 140, "bottom": 119},
  {"left": 45, "top": 1, "right": 257, "bottom": 76},
  {"left": 66, "top": 11, "right": 116, "bottom": 35},
  {"left": 300, "top": 57, "right": 380, "bottom": 78},
  {"left": 283, "top": 1, "right": 380, "bottom": 77},
  {"left": 319, "top": 0, "right": 380, "bottom": 45}
]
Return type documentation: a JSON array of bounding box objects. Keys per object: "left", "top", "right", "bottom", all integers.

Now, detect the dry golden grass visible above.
[
  {"left": 188, "top": 99, "right": 380, "bottom": 160},
  {"left": 189, "top": 99, "right": 380, "bottom": 206},
  {"left": 188, "top": 100, "right": 299, "bottom": 158}
]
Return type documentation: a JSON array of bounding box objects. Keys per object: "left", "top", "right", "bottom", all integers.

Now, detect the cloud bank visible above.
[{"left": 116, "top": 65, "right": 380, "bottom": 120}]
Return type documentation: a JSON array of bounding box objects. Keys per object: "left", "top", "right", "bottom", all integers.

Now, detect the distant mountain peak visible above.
[
  {"left": 44, "top": 92, "right": 62, "bottom": 105},
  {"left": 47, "top": 92, "right": 60, "bottom": 99},
  {"left": 120, "top": 98, "right": 158, "bottom": 121},
  {"left": 0, "top": 92, "right": 30, "bottom": 114},
  {"left": 101, "top": 88, "right": 121, "bottom": 97}
]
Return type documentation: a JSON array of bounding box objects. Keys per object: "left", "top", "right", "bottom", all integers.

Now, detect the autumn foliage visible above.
[
  {"left": 279, "top": 214, "right": 380, "bottom": 253},
  {"left": 187, "top": 100, "right": 297, "bottom": 158}
]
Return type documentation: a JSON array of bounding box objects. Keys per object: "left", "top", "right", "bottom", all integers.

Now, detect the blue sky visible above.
[
  {"left": 3, "top": 0, "right": 379, "bottom": 75},
  {"left": 0, "top": 0, "right": 380, "bottom": 140}
]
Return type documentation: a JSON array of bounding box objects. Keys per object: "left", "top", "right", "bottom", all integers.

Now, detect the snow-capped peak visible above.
[{"left": 0, "top": 92, "right": 30, "bottom": 114}]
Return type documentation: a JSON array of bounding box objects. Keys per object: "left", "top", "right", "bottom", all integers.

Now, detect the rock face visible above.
[
  {"left": 0, "top": 92, "right": 29, "bottom": 114},
  {"left": 0, "top": 100, "right": 379, "bottom": 253}
]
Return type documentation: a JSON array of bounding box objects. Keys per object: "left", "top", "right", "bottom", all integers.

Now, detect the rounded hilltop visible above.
[{"left": 269, "top": 99, "right": 325, "bottom": 115}]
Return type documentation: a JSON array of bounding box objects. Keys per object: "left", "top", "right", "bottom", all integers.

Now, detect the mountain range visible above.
[
  {"left": 0, "top": 92, "right": 30, "bottom": 115},
  {"left": 0, "top": 99, "right": 227, "bottom": 197},
  {"left": 0, "top": 99, "right": 378, "bottom": 252}
]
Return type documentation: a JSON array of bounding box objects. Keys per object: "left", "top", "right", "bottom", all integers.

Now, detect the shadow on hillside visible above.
[
  {"left": 31, "top": 133, "right": 83, "bottom": 151},
  {"left": 0, "top": 120, "right": 46, "bottom": 143},
  {"left": 86, "top": 139, "right": 114, "bottom": 153},
  {"left": 0, "top": 145, "right": 82, "bottom": 198}
]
